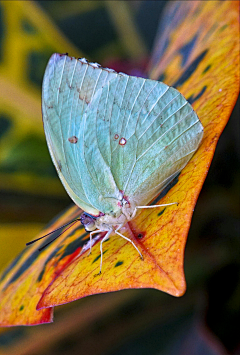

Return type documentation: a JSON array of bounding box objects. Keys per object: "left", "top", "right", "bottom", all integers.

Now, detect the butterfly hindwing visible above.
[{"left": 82, "top": 73, "right": 203, "bottom": 207}]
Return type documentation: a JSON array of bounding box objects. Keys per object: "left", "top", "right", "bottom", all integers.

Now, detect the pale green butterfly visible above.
[{"left": 41, "top": 53, "right": 203, "bottom": 273}]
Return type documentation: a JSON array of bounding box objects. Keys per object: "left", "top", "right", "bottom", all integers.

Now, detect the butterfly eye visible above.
[{"left": 80, "top": 213, "right": 96, "bottom": 232}]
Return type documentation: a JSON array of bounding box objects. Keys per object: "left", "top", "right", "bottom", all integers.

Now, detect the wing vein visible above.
[
  {"left": 56, "top": 55, "right": 66, "bottom": 105},
  {"left": 123, "top": 81, "right": 162, "bottom": 191},
  {"left": 111, "top": 75, "right": 129, "bottom": 155},
  {"left": 139, "top": 100, "right": 188, "bottom": 149},
  {"left": 82, "top": 90, "right": 108, "bottom": 200},
  {"left": 141, "top": 86, "right": 169, "bottom": 125},
  {"left": 137, "top": 111, "right": 198, "bottom": 162},
  {"left": 125, "top": 81, "right": 159, "bottom": 143},
  {"left": 131, "top": 134, "right": 201, "bottom": 199},
  {"left": 96, "top": 79, "right": 110, "bottom": 166},
  {"left": 67, "top": 59, "right": 78, "bottom": 138},
  {"left": 137, "top": 91, "right": 180, "bottom": 140},
  {"left": 122, "top": 77, "right": 141, "bottom": 137},
  {"left": 110, "top": 77, "right": 121, "bottom": 158}
]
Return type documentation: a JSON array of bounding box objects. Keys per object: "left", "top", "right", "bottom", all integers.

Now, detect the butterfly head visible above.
[
  {"left": 80, "top": 212, "right": 97, "bottom": 232},
  {"left": 80, "top": 194, "right": 136, "bottom": 233}
]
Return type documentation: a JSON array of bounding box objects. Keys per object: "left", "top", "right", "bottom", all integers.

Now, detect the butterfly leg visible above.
[
  {"left": 99, "top": 230, "right": 112, "bottom": 274},
  {"left": 132, "top": 202, "right": 178, "bottom": 218},
  {"left": 115, "top": 225, "right": 143, "bottom": 260},
  {"left": 88, "top": 230, "right": 101, "bottom": 255}
]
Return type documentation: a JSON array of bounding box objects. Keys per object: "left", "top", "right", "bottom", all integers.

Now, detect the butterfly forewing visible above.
[
  {"left": 43, "top": 53, "right": 203, "bottom": 216},
  {"left": 42, "top": 54, "right": 118, "bottom": 215}
]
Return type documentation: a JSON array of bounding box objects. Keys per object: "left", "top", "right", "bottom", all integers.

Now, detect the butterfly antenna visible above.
[
  {"left": 26, "top": 219, "right": 80, "bottom": 247},
  {"left": 38, "top": 220, "right": 79, "bottom": 251}
]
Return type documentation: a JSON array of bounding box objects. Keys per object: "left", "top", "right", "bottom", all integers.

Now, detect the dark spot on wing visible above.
[
  {"left": 68, "top": 136, "right": 78, "bottom": 144},
  {"left": 137, "top": 233, "right": 144, "bottom": 239},
  {"left": 115, "top": 261, "right": 123, "bottom": 267},
  {"left": 19, "top": 305, "right": 24, "bottom": 311},
  {"left": 179, "top": 34, "right": 198, "bottom": 66},
  {"left": 119, "top": 137, "right": 127, "bottom": 146},
  {"left": 187, "top": 86, "right": 207, "bottom": 105},
  {"left": 150, "top": 173, "right": 180, "bottom": 205},
  {"left": 173, "top": 49, "right": 208, "bottom": 87},
  {"left": 66, "top": 78, "right": 73, "bottom": 89},
  {"left": 56, "top": 160, "right": 62, "bottom": 172},
  {"left": 79, "top": 93, "right": 90, "bottom": 104}
]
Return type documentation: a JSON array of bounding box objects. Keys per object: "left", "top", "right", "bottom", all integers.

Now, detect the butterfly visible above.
[{"left": 38, "top": 53, "right": 203, "bottom": 273}]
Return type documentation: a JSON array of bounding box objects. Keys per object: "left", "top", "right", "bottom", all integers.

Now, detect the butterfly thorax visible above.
[{"left": 80, "top": 196, "right": 136, "bottom": 232}]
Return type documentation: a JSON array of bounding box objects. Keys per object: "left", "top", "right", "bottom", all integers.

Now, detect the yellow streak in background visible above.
[{"left": 106, "top": 1, "right": 148, "bottom": 59}]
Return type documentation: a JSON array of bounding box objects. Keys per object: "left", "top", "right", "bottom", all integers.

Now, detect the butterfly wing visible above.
[
  {"left": 42, "top": 53, "right": 120, "bottom": 215},
  {"left": 82, "top": 74, "right": 203, "bottom": 207},
  {"left": 43, "top": 53, "right": 203, "bottom": 214}
]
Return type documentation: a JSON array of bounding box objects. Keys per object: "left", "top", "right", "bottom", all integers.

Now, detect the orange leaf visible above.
[{"left": 0, "top": 0, "right": 239, "bottom": 325}]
